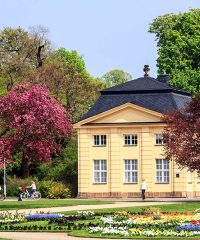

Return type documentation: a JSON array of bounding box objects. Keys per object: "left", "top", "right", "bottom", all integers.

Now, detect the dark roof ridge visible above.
[
  {"left": 170, "top": 92, "right": 179, "bottom": 110},
  {"left": 170, "top": 92, "right": 191, "bottom": 98},
  {"left": 101, "top": 76, "right": 157, "bottom": 92},
  {"left": 101, "top": 89, "right": 190, "bottom": 96},
  {"left": 170, "top": 92, "right": 191, "bottom": 111},
  {"left": 136, "top": 76, "right": 169, "bottom": 87},
  {"left": 101, "top": 76, "right": 190, "bottom": 96},
  {"left": 101, "top": 92, "right": 191, "bottom": 97}
]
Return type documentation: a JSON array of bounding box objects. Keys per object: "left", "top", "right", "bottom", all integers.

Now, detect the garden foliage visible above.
[
  {"left": 149, "top": 8, "right": 200, "bottom": 94},
  {"left": 163, "top": 93, "right": 200, "bottom": 172},
  {"left": 47, "top": 182, "right": 71, "bottom": 199},
  {"left": 0, "top": 84, "right": 72, "bottom": 177},
  {"left": 6, "top": 177, "right": 71, "bottom": 198},
  {"left": 2, "top": 209, "right": 200, "bottom": 237}
]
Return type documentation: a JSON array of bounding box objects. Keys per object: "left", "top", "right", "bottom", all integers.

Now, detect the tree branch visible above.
[
  {"left": 0, "top": 127, "right": 9, "bottom": 137},
  {"left": 36, "top": 45, "right": 44, "bottom": 68},
  {"left": 7, "top": 72, "right": 14, "bottom": 91}
]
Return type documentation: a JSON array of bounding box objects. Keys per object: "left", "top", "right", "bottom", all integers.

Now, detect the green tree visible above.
[
  {"left": 50, "top": 48, "right": 90, "bottom": 78},
  {"left": 101, "top": 69, "right": 132, "bottom": 88},
  {"left": 36, "top": 141, "right": 78, "bottom": 196},
  {"left": 42, "top": 47, "right": 103, "bottom": 122},
  {"left": 0, "top": 26, "right": 102, "bottom": 122},
  {"left": 27, "top": 62, "right": 103, "bottom": 122},
  {"left": 0, "top": 26, "right": 51, "bottom": 90},
  {"left": 149, "top": 8, "right": 200, "bottom": 94},
  {"left": 171, "top": 69, "right": 200, "bottom": 94}
]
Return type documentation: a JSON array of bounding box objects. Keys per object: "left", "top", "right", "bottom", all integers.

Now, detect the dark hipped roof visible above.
[
  {"left": 80, "top": 76, "right": 191, "bottom": 121},
  {"left": 101, "top": 77, "right": 188, "bottom": 94}
]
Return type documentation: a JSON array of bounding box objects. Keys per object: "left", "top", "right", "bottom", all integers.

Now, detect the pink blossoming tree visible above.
[{"left": 0, "top": 84, "right": 72, "bottom": 177}]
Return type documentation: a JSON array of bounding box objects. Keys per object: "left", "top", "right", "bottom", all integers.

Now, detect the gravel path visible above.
[
  {"left": 0, "top": 232, "right": 68, "bottom": 240},
  {"left": 0, "top": 232, "right": 123, "bottom": 240}
]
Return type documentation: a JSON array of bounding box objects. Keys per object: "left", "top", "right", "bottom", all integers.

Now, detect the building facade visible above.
[{"left": 74, "top": 72, "right": 200, "bottom": 198}]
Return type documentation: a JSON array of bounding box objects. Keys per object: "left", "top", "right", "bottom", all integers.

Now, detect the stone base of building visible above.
[{"left": 78, "top": 191, "right": 200, "bottom": 198}]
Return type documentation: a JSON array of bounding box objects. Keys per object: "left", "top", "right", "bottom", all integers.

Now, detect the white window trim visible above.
[
  {"left": 93, "top": 160, "right": 107, "bottom": 184},
  {"left": 155, "top": 133, "right": 166, "bottom": 145},
  {"left": 93, "top": 135, "right": 107, "bottom": 146},
  {"left": 124, "top": 134, "right": 138, "bottom": 146},
  {"left": 124, "top": 159, "right": 138, "bottom": 183},
  {"left": 155, "top": 159, "right": 170, "bottom": 183}
]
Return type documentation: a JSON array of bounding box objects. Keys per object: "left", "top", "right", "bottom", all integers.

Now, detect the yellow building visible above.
[{"left": 74, "top": 70, "right": 200, "bottom": 198}]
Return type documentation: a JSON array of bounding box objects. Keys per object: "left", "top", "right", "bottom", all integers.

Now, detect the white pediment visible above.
[
  {"left": 91, "top": 105, "right": 162, "bottom": 123},
  {"left": 74, "top": 103, "right": 163, "bottom": 128}
]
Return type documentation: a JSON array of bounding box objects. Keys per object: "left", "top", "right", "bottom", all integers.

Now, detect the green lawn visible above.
[
  {"left": 1, "top": 199, "right": 199, "bottom": 214},
  {"left": 1, "top": 202, "right": 200, "bottom": 239},
  {"left": 0, "top": 199, "right": 113, "bottom": 211},
  {"left": 58, "top": 202, "right": 200, "bottom": 215},
  {"left": 69, "top": 230, "right": 200, "bottom": 239}
]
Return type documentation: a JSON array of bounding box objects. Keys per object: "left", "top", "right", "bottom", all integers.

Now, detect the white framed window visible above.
[
  {"left": 93, "top": 160, "right": 107, "bottom": 183},
  {"left": 155, "top": 133, "right": 166, "bottom": 145},
  {"left": 93, "top": 135, "right": 106, "bottom": 146},
  {"left": 124, "top": 159, "right": 138, "bottom": 183},
  {"left": 156, "top": 159, "right": 169, "bottom": 183},
  {"left": 124, "top": 134, "right": 138, "bottom": 146}
]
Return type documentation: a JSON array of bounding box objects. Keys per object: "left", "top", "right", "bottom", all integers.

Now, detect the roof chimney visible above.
[
  {"left": 143, "top": 65, "right": 150, "bottom": 77},
  {"left": 157, "top": 74, "right": 170, "bottom": 84}
]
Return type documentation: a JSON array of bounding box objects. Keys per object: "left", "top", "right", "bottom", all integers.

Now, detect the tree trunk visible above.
[
  {"left": 36, "top": 45, "right": 44, "bottom": 68},
  {"left": 7, "top": 76, "right": 14, "bottom": 91},
  {"left": 20, "top": 157, "right": 30, "bottom": 179}
]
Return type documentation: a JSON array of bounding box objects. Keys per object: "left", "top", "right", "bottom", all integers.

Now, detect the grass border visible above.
[{"left": 68, "top": 230, "right": 200, "bottom": 239}]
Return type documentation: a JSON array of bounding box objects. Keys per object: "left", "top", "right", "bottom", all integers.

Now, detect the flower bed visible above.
[
  {"left": 2, "top": 209, "right": 200, "bottom": 237},
  {"left": 0, "top": 212, "right": 25, "bottom": 224},
  {"left": 88, "top": 209, "right": 200, "bottom": 237},
  {"left": 26, "top": 213, "right": 63, "bottom": 221},
  {"left": 49, "top": 211, "right": 95, "bottom": 225},
  {"left": 0, "top": 211, "right": 96, "bottom": 232}
]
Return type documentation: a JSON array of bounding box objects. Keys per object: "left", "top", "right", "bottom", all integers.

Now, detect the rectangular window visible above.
[
  {"left": 93, "top": 135, "right": 106, "bottom": 146},
  {"left": 94, "top": 160, "right": 107, "bottom": 183},
  {"left": 156, "top": 159, "right": 169, "bottom": 183},
  {"left": 124, "top": 134, "right": 138, "bottom": 145},
  {"left": 124, "top": 159, "right": 138, "bottom": 183},
  {"left": 155, "top": 133, "right": 166, "bottom": 145}
]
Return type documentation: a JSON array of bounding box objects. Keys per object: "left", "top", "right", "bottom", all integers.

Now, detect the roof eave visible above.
[{"left": 101, "top": 89, "right": 191, "bottom": 96}]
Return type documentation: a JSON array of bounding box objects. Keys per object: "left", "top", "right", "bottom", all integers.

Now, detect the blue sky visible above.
[{"left": 0, "top": 0, "right": 199, "bottom": 79}]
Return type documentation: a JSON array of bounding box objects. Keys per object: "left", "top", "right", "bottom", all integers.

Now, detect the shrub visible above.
[
  {"left": 6, "top": 176, "right": 35, "bottom": 197},
  {"left": 6, "top": 177, "right": 71, "bottom": 198},
  {"left": 47, "top": 182, "right": 71, "bottom": 199},
  {"left": 35, "top": 143, "right": 78, "bottom": 197},
  {"left": 37, "top": 180, "right": 53, "bottom": 198}
]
